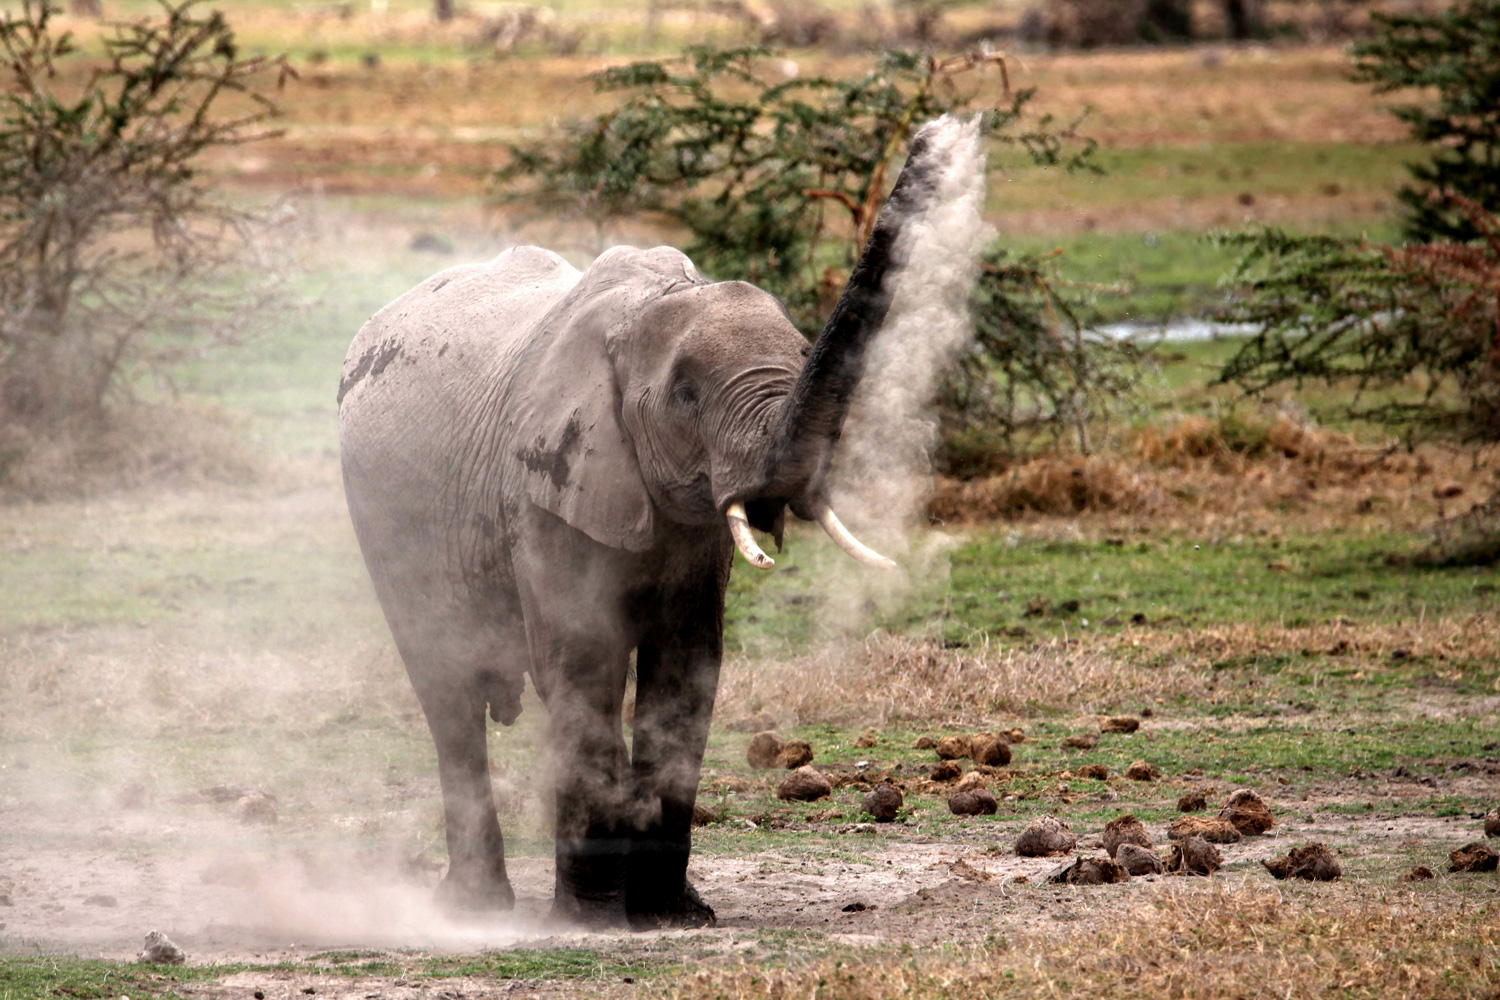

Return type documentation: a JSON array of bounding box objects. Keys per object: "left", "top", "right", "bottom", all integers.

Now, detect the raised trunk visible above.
[{"left": 760, "top": 118, "right": 953, "bottom": 507}]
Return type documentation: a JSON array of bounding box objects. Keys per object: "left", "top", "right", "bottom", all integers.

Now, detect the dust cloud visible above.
[{"left": 826, "top": 114, "right": 992, "bottom": 620}]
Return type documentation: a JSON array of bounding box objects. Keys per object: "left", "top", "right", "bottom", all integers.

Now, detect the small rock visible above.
[
  {"left": 1177, "top": 790, "right": 1207, "bottom": 812},
  {"left": 931, "top": 760, "right": 963, "bottom": 782},
  {"left": 1400, "top": 865, "right": 1435, "bottom": 882},
  {"left": 138, "top": 930, "right": 185, "bottom": 965},
  {"left": 691, "top": 803, "right": 716, "bottom": 826},
  {"left": 1166, "top": 835, "right": 1221, "bottom": 876},
  {"left": 1115, "top": 842, "right": 1165, "bottom": 875},
  {"left": 775, "top": 739, "right": 814, "bottom": 769},
  {"left": 747, "top": 731, "right": 782, "bottom": 769},
  {"left": 853, "top": 729, "right": 879, "bottom": 749},
  {"left": 233, "top": 792, "right": 277, "bottom": 826},
  {"left": 1484, "top": 807, "right": 1499, "bottom": 838},
  {"left": 83, "top": 894, "right": 117, "bottom": 907},
  {"left": 1006, "top": 728, "right": 1026, "bottom": 744},
  {"left": 1219, "top": 788, "right": 1274, "bottom": 835},
  {"left": 954, "top": 770, "right": 988, "bottom": 793},
  {"left": 1100, "top": 716, "right": 1140, "bottom": 734},
  {"left": 862, "top": 783, "right": 903, "bottom": 822},
  {"left": 1263, "top": 843, "right": 1341, "bottom": 881},
  {"left": 1102, "top": 815, "right": 1152, "bottom": 859},
  {"left": 913, "top": 735, "right": 937, "bottom": 750},
  {"left": 115, "top": 780, "right": 148, "bottom": 810},
  {"left": 935, "top": 735, "right": 970, "bottom": 760},
  {"left": 1449, "top": 841, "right": 1499, "bottom": 873},
  {"left": 841, "top": 901, "right": 870, "bottom": 912},
  {"left": 947, "top": 790, "right": 998, "bottom": 816},
  {"left": 1046, "top": 855, "right": 1129, "bottom": 885},
  {"left": 777, "top": 766, "right": 832, "bottom": 802},
  {"left": 1076, "top": 764, "right": 1108, "bottom": 780},
  {"left": 1062, "top": 733, "right": 1099, "bottom": 750},
  {"left": 968, "top": 732, "right": 1011, "bottom": 767},
  {"left": 1168, "top": 815, "right": 1242, "bottom": 844},
  {"left": 1124, "top": 760, "right": 1159, "bottom": 781},
  {"left": 1015, "top": 815, "right": 1076, "bottom": 857}
]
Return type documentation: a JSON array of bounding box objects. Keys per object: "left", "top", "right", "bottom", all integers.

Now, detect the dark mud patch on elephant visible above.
[
  {"left": 338, "top": 340, "right": 404, "bottom": 404},
  {"left": 517, "top": 416, "right": 583, "bottom": 491}
]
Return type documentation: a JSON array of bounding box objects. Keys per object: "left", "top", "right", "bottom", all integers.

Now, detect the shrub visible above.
[
  {"left": 1213, "top": 196, "right": 1500, "bottom": 445},
  {"left": 0, "top": 0, "right": 292, "bottom": 486},
  {"left": 1351, "top": 1, "right": 1500, "bottom": 243}
]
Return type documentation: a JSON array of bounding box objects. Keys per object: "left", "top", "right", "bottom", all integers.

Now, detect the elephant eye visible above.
[{"left": 672, "top": 380, "right": 698, "bottom": 407}]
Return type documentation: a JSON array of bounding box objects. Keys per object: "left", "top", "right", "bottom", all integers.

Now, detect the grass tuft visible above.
[{"left": 659, "top": 885, "right": 1500, "bottom": 1000}]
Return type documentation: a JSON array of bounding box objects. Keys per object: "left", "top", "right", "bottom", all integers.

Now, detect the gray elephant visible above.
[{"left": 337, "top": 119, "right": 963, "bottom": 928}]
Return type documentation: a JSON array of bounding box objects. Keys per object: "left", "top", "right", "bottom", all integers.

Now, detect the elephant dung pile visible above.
[
  {"left": 1168, "top": 815, "right": 1242, "bottom": 844},
  {"left": 947, "top": 789, "right": 998, "bottom": 816},
  {"left": 747, "top": 732, "right": 815, "bottom": 770},
  {"left": 1219, "top": 788, "right": 1275, "bottom": 835},
  {"left": 1015, "top": 815, "right": 1076, "bottom": 857},
  {"left": 1263, "top": 843, "right": 1342, "bottom": 881},
  {"left": 1046, "top": 855, "right": 1129, "bottom": 885},
  {"left": 1449, "top": 842, "right": 1499, "bottom": 873},
  {"left": 778, "top": 766, "right": 832, "bottom": 802},
  {"left": 1166, "top": 835, "right": 1223, "bottom": 876},
  {"left": 1102, "top": 815, "right": 1152, "bottom": 858},
  {"left": 862, "top": 783, "right": 903, "bottom": 822}
]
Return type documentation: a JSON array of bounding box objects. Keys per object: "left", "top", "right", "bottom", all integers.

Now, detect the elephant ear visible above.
[{"left": 507, "top": 248, "right": 701, "bottom": 552}]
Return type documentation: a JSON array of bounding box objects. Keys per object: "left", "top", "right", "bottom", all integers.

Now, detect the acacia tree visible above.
[
  {"left": 495, "top": 47, "right": 1138, "bottom": 467},
  {"left": 1351, "top": 0, "right": 1500, "bottom": 242},
  {"left": 1215, "top": 195, "right": 1500, "bottom": 445},
  {"left": 0, "top": 0, "right": 291, "bottom": 439}
]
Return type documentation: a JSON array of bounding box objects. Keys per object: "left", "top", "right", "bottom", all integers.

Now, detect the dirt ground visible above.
[{"left": 2, "top": 746, "right": 1494, "bottom": 986}]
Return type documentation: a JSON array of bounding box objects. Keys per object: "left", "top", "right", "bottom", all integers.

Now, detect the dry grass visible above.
[
  {"left": 932, "top": 419, "right": 1500, "bottom": 534},
  {"left": 1099, "top": 613, "right": 1500, "bottom": 682},
  {"left": 717, "top": 632, "right": 1207, "bottom": 727},
  {"left": 0, "top": 402, "right": 261, "bottom": 502},
  {"left": 659, "top": 884, "right": 1500, "bottom": 1000}
]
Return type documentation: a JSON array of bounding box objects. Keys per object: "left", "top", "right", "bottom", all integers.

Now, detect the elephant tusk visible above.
[
  {"left": 813, "top": 504, "right": 897, "bottom": 570},
  {"left": 726, "top": 502, "right": 775, "bottom": 570}
]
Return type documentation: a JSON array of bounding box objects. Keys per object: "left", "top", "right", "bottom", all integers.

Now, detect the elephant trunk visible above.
[{"left": 761, "top": 118, "right": 954, "bottom": 507}]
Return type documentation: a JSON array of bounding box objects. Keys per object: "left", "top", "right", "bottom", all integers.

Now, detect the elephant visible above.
[{"left": 337, "top": 117, "right": 969, "bottom": 929}]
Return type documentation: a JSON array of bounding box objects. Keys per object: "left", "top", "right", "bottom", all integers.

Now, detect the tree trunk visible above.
[{"left": 434, "top": 0, "right": 454, "bottom": 23}]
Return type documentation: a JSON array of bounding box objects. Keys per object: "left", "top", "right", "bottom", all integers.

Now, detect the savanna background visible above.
[{"left": 1, "top": 0, "right": 1497, "bottom": 997}]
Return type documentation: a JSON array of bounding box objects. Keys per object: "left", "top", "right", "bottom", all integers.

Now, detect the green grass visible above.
[
  {"left": 0, "top": 957, "right": 236, "bottom": 1000},
  {"left": 725, "top": 527, "right": 1498, "bottom": 664}
]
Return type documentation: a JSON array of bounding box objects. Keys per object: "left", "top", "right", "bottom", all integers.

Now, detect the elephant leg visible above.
[
  {"left": 539, "top": 662, "right": 631, "bottom": 928},
  {"left": 408, "top": 669, "right": 516, "bottom": 914},
  {"left": 625, "top": 561, "right": 727, "bottom": 929},
  {"left": 511, "top": 504, "right": 636, "bottom": 928}
]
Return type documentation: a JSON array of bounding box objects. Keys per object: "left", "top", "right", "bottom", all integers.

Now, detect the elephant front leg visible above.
[
  {"left": 626, "top": 631, "right": 721, "bottom": 930},
  {"left": 545, "top": 671, "right": 632, "bottom": 928}
]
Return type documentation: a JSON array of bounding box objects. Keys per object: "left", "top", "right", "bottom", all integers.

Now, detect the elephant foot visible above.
[
  {"left": 549, "top": 891, "right": 629, "bottom": 930},
  {"left": 434, "top": 870, "right": 515, "bottom": 916},
  {"left": 627, "top": 879, "right": 715, "bottom": 931}
]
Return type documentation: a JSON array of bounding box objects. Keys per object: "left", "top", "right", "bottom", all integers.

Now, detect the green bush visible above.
[{"left": 1352, "top": 1, "right": 1500, "bottom": 242}]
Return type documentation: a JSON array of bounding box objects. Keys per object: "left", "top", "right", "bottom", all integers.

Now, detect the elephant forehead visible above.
[{"left": 641, "top": 283, "right": 807, "bottom": 361}]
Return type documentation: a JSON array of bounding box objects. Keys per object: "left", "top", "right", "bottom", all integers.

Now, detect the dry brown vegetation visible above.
[
  {"left": 718, "top": 631, "right": 1208, "bottom": 727},
  {"left": 660, "top": 884, "right": 1500, "bottom": 1000},
  {"left": 932, "top": 416, "right": 1500, "bottom": 534}
]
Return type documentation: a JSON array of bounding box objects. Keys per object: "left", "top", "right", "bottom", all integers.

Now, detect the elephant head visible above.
[{"left": 507, "top": 116, "right": 967, "bottom": 572}]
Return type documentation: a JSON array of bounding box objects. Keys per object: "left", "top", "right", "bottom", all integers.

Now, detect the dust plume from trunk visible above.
[{"left": 825, "top": 114, "right": 991, "bottom": 615}]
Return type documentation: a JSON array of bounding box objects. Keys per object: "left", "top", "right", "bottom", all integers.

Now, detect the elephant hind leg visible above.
[{"left": 408, "top": 670, "right": 515, "bottom": 914}]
